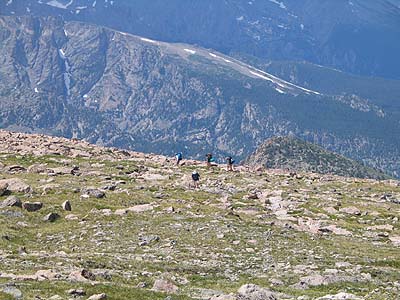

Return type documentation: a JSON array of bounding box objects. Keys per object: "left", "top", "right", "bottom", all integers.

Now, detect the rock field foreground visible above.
[{"left": 0, "top": 130, "right": 399, "bottom": 300}]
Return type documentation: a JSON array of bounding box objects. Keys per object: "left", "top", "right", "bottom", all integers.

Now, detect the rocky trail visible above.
[{"left": 0, "top": 130, "right": 399, "bottom": 299}]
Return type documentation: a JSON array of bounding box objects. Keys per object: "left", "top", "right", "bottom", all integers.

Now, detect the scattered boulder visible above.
[
  {"left": 339, "top": 206, "right": 361, "bottom": 215},
  {"left": 88, "top": 293, "right": 107, "bottom": 300},
  {"left": 35, "top": 270, "right": 61, "bottom": 281},
  {"left": 316, "top": 292, "right": 364, "bottom": 299},
  {"left": 40, "top": 184, "right": 61, "bottom": 194},
  {"left": 43, "top": 213, "right": 60, "bottom": 222},
  {"left": 81, "top": 188, "right": 105, "bottom": 199},
  {"left": 127, "top": 204, "right": 154, "bottom": 213},
  {"left": 68, "top": 269, "right": 96, "bottom": 282},
  {"left": 152, "top": 279, "right": 179, "bottom": 294},
  {"left": 65, "top": 214, "right": 78, "bottom": 220},
  {"left": 1, "top": 284, "right": 23, "bottom": 299},
  {"left": 23, "top": 202, "right": 43, "bottom": 212},
  {"left": 139, "top": 235, "right": 160, "bottom": 246},
  {"left": 27, "top": 164, "right": 48, "bottom": 174},
  {"left": 293, "top": 274, "right": 359, "bottom": 289},
  {"left": 67, "top": 289, "right": 86, "bottom": 296},
  {"left": 389, "top": 236, "right": 400, "bottom": 246},
  {"left": 115, "top": 209, "right": 128, "bottom": 216},
  {"left": 0, "top": 178, "right": 32, "bottom": 193},
  {"left": 1, "top": 196, "right": 22, "bottom": 208},
  {"left": 210, "top": 294, "right": 236, "bottom": 300},
  {"left": 81, "top": 269, "right": 96, "bottom": 281},
  {"left": 0, "top": 182, "right": 8, "bottom": 196},
  {"left": 62, "top": 200, "right": 72, "bottom": 211},
  {"left": 0, "top": 211, "right": 23, "bottom": 218},
  {"left": 237, "top": 284, "right": 277, "bottom": 300},
  {"left": 6, "top": 165, "right": 26, "bottom": 173}
]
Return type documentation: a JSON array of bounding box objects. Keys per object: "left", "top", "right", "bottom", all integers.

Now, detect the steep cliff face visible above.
[
  {"left": 2, "top": 0, "right": 400, "bottom": 79},
  {"left": 0, "top": 15, "right": 399, "bottom": 177}
]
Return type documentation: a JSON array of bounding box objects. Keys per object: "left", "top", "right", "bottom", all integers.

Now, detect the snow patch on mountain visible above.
[
  {"left": 268, "top": 0, "right": 287, "bottom": 10},
  {"left": 140, "top": 37, "right": 158, "bottom": 44},
  {"left": 58, "top": 48, "right": 71, "bottom": 96},
  {"left": 44, "top": 0, "right": 74, "bottom": 9},
  {"left": 184, "top": 49, "right": 196, "bottom": 55}
]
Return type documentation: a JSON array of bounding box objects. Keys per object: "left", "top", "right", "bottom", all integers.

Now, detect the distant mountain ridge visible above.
[
  {"left": 0, "top": 15, "right": 399, "bottom": 178},
  {"left": 2, "top": 0, "right": 400, "bottom": 79},
  {"left": 243, "top": 136, "right": 391, "bottom": 180}
]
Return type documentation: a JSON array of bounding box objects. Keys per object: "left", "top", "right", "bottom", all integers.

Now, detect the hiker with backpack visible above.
[
  {"left": 226, "top": 156, "right": 235, "bottom": 171},
  {"left": 205, "top": 153, "right": 216, "bottom": 167},
  {"left": 175, "top": 152, "right": 183, "bottom": 166},
  {"left": 191, "top": 170, "right": 200, "bottom": 188}
]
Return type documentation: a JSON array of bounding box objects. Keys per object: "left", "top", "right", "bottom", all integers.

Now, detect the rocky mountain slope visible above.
[
  {"left": 243, "top": 136, "right": 391, "bottom": 180},
  {"left": 2, "top": 0, "right": 400, "bottom": 79},
  {"left": 0, "top": 130, "right": 400, "bottom": 299},
  {"left": 1, "top": 15, "right": 399, "bottom": 178}
]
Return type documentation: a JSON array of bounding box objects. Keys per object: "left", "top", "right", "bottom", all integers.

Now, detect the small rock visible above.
[
  {"left": 67, "top": 288, "right": 86, "bottom": 296},
  {"left": 23, "top": 202, "right": 43, "bottom": 212},
  {"left": 1, "top": 196, "right": 22, "bottom": 208},
  {"left": 81, "top": 269, "right": 96, "bottom": 281},
  {"left": 0, "top": 210, "right": 23, "bottom": 218},
  {"left": 152, "top": 279, "right": 178, "bottom": 294},
  {"left": 43, "top": 213, "right": 60, "bottom": 222},
  {"left": 65, "top": 214, "right": 78, "bottom": 220},
  {"left": 165, "top": 206, "right": 175, "bottom": 213},
  {"left": 88, "top": 293, "right": 107, "bottom": 300},
  {"left": 139, "top": 235, "right": 160, "bottom": 246},
  {"left": 247, "top": 193, "right": 259, "bottom": 200},
  {"left": 81, "top": 188, "right": 105, "bottom": 199},
  {"left": 62, "top": 200, "right": 72, "bottom": 211}
]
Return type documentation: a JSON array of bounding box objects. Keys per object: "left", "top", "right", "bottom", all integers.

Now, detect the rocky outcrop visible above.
[{"left": 243, "top": 136, "right": 391, "bottom": 180}]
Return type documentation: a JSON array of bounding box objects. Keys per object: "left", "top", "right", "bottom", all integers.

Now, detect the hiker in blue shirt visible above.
[
  {"left": 175, "top": 152, "right": 183, "bottom": 166},
  {"left": 206, "top": 153, "right": 216, "bottom": 167}
]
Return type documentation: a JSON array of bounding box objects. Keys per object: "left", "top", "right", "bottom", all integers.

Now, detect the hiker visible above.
[
  {"left": 191, "top": 170, "right": 200, "bottom": 188},
  {"left": 175, "top": 152, "right": 183, "bottom": 166},
  {"left": 226, "top": 156, "right": 234, "bottom": 171},
  {"left": 205, "top": 153, "right": 215, "bottom": 167}
]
